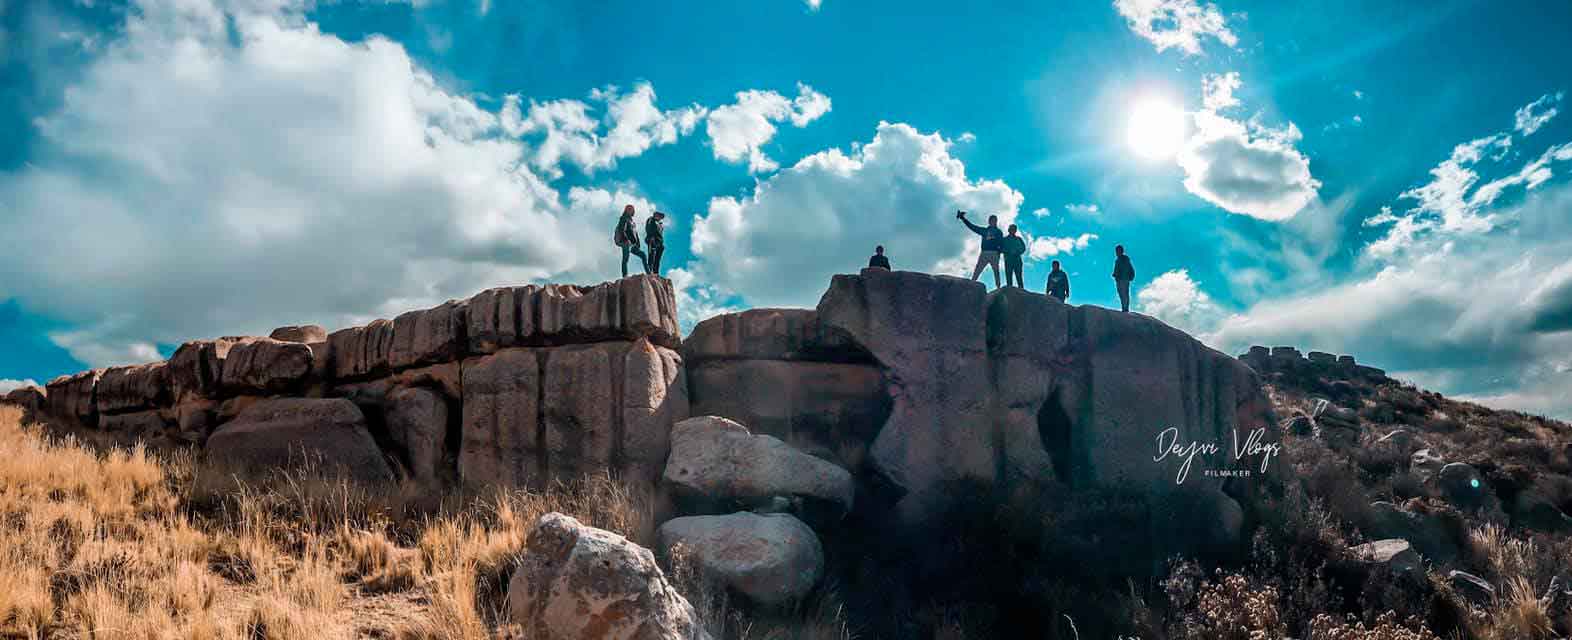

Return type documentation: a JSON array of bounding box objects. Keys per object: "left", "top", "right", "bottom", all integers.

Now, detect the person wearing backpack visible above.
[
  {"left": 644, "top": 211, "right": 667, "bottom": 275},
  {"left": 1001, "top": 224, "right": 1027, "bottom": 288},
  {"left": 1113, "top": 244, "right": 1136, "bottom": 312},
  {"left": 615, "top": 205, "right": 648, "bottom": 277}
]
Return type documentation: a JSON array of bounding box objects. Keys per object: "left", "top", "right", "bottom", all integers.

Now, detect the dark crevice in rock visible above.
[
  {"left": 534, "top": 348, "right": 549, "bottom": 490},
  {"left": 1038, "top": 387, "right": 1074, "bottom": 486}
]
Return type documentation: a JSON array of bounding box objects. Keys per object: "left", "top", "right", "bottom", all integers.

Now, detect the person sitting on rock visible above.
[
  {"left": 644, "top": 211, "right": 667, "bottom": 275},
  {"left": 958, "top": 210, "right": 1003, "bottom": 288},
  {"left": 868, "top": 245, "right": 892, "bottom": 270},
  {"left": 1001, "top": 224, "right": 1027, "bottom": 288},
  {"left": 615, "top": 205, "right": 648, "bottom": 278},
  {"left": 1046, "top": 259, "right": 1070, "bottom": 302},
  {"left": 1113, "top": 244, "right": 1136, "bottom": 312}
]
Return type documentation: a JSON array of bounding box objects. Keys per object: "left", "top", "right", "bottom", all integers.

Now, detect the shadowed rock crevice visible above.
[{"left": 1038, "top": 388, "right": 1073, "bottom": 486}]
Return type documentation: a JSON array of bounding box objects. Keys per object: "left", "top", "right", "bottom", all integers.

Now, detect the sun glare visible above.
[{"left": 1126, "top": 97, "right": 1187, "bottom": 160}]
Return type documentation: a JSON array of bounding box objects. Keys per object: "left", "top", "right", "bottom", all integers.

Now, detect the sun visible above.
[{"left": 1126, "top": 97, "right": 1187, "bottom": 160}]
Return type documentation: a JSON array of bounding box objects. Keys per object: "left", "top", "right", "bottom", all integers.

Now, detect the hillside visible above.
[{"left": 5, "top": 271, "right": 1572, "bottom": 639}]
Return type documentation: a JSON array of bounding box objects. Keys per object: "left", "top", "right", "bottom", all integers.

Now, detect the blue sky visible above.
[{"left": 2, "top": 0, "right": 1571, "bottom": 417}]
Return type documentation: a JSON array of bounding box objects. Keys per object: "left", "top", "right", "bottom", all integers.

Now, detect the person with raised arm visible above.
[{"left": 957, "top": 210, "right": 1004, "bottom": 289}]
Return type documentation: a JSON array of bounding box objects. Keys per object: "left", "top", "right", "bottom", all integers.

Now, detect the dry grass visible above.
[{"left": 0, "top": 403, "right": 656, "bottom": 639}]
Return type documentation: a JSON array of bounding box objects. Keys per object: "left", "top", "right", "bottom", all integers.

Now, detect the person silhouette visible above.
[
  {"left": 1046, "top": 259, "right": 1070, "bottom": 302},
  {"left": 958, "top": 210, "right": 1003, "bottom": 288},
  {"left": 868, "top": 245, "right": 892, "bottom": 270},
  {"left": 1001, "top": 224, "right": 1027, "bottom": 288},
  {"left": 615, "top": 205, "right": 648, "bottom": 278},
  {"left": 1112, "top": 245, "right": 1136, "bottom": 312},
  {"left": 644, "top": 211, "right": 667, "bottom": 275}
]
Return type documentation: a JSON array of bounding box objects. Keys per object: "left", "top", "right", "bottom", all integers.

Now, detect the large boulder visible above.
[
  {"left": 460, "top": 348, "right": 543, "bottom": 487},
  {"left": 269, "top": 324, "right": 326, "bottom": 343},
  {"left": 466, "top": 285, "right": 538, "bottom": 354},
  {"left": 534, "top": 276, "right": 680, "bottom": 349},
  {"left": 657, "top": 512, "right": 824, "bottom": 606},
  {"left": 205, "top": 398, "right": 393, "bottom": 484},
  {"left": 168, "top": 337, "right": 250, "bottom": 400},
  {"left": 95, "top": 362, "right": 169, "bottom": 414},
  {"left": 3, "top": 385, "right": 46, "bottom": 416},
  {"left": 327, "top": 319, "right": 395, "bottom": 381},
  {"left": 385, "top": 386, "right": 448, "bottom": 484},
  {"left": 508, "top": 513, "right": 708, "bottom": 640},
  {"left": 1437, "top": 462, "right": 1501, "bottom": 513},
  {"left": 220, "top": 338, "right": 313, "bottom": 394},
  {"left": 684, "top": 308, "right": 867, "bottom": 363},
  {"left": 389, "top": 300, "right": 468, "bottom": 370},
  {"left": 663, "top": 416, "right": 854, "bottom": 521},
  {"left": 45, "top": 369, "right": 103, "bottom": 426}
]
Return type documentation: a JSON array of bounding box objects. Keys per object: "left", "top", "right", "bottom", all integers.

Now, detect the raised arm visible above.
[{"left": 960, "top": 216, "right": 988, "bottom": 236}]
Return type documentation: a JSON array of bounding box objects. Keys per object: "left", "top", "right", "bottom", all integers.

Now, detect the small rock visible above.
[
  {"left": 1348, "top": 538, "right": 1421, "bottom": 574},
  {"left": 508, "top": 513, "right": 708, "bottom": 640},
  {"left": 658, "top": 512, "right": 824, "bottom": 606}
]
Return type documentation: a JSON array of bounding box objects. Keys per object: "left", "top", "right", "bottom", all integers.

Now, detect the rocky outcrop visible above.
[
  {"left": 684, "top": 309, "right": 888, "bottom": 469},
  {"left": 803, "top": 270, "right": 1273, "bottom": 543},
  {"left": 663, "top": 416, "right": 854, "bottom": 522},
  {"left": 658, "top": 512, "right": 824, "bottom": 606},
  {"left": 205, "top": 398, "right": 393, "bottom": 484},
  {"left": 96, "top": 362, "right": 169, "bottom": 414},
  {"left": 269, "top": 324, "right": 326, "bottom": 343},
  {"left": 45, "top": 369, "right": 103, "bottom": 427},
  {"left": 220, "top": 338, "right": 313, "bottom": 394},
  {"left": 508, "top": 512, "right": 708, "bottom": 640},
  {"left": 385, "top": 386, "right": 449, "bottom": 484}
]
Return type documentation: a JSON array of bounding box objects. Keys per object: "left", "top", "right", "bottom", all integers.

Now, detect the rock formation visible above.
[{"left": 658, "top": 511, "right": 825, "bottom": 605}]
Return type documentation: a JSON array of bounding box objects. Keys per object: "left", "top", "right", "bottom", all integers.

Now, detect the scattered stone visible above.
[
  {"left": 508, "top": 513, "right": 708, "bottom": 640},
  {"left": 205, "top": 398, "right": 393, "bottom": 484},
  {"left": 663, "top": 416, "right": 854, "bottom": 521},
  {"left": 269, "top": 325, "right": 326, "bottom": 343},
  {"left": 658, "top": 512, "right": 824, "bottom": 606}
]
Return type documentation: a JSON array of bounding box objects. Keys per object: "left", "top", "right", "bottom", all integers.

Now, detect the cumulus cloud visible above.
[
  {"left": 1515, "top": 91, "right": 1563, "bottom": 136},
  {"left": 1112, "top": 0, "right": 1236, "bottom": 56},
  {"left": 689, "top": 122, "right": 1022, "bottom": 307},
  {"left": 502, "top": 82, "right": 707, "bottom": 178},
  {"left": 1027, "top": 233, "right": 1098, "bottom": 259},
  {"left": 705, "top": 83, "right": 832, "bottom": 173},
  {"left": 1064, "top": 202, "right": 1101, "bottom": 216},
  {"left": 1176, "top": 73, "right": 1320, "bottom": 221},
  {"left": 0, "top": 0, "right": 705, "bottom": 367},
  {"left": 0, "top": 379, "right": 40, "bottom": 394},
  {"left": 1138, "top": 270, "right": 1226, "bottom": 336}
]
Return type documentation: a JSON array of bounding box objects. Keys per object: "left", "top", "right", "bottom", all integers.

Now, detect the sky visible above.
[{"left": 2, "top": 0, "right": 1571, "bottom": 418}]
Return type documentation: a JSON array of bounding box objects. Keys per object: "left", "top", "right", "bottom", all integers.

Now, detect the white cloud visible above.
[
  {"left": 1031, "top": 207, "right": 1051, "bottom": 218},
  {"left": 0, "top": 379, "right": 40, "bottom": 395},
  {"left": 1515, "top": 91, "right": 1563, "bottom": 136},
  {"left": 689, "top": 122, "right": 1022, "bottom": 307},
  {"left": 1353, "top": 90, "right": 1364, "bottom": 100},
  {"left": 705, "top": 83, "right": 832, "bottom": 173},
  {"left": 1027, "top": 233, "right": 1098, "bottom": 259},
  {"left": 1137, "top": 269, "right": 1225, "bottom": 335},
  {"left": 1176, "top": 74, "right": 1320, "bottom": 221},
  {"left": 0, "top": 0, "right": 694, "bottom": 368},
  {"left": 502, "top": 82, "right": 707, "bottom": 178},
  {"left": 1064, "top": 202, "right": 1101, "bottom": 216},
  {"left": 805, "top": 0, "right": 822, "bottom": 9},
  {"left": 1112, "top": 0, "right": 1237, "bottom": 56},
  {"left": 667, "top": 267, "right": 740, "bottom": 332}
]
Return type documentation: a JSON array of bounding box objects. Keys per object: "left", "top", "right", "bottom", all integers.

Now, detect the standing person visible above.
[
  {"left": 1001, "top": 224, "right": 1027, "bottom": 288},
  {"left": 957, "top": 210, "right": 1004, "bottom": 288},
  {"left": 868, "top": 245, "right": 892, "bottom": 270},
  {"left": 644, "top": 211, "right": 667, "bottom": 275},
  {"left": 1112, "top": 244, "right": 1136, "bottom": 312},
  {"left": 615, "top": 205, "right": 648, "bottom": 278},
  {"left": 1046, "top": 259, "right": 1071, "bottom": 302}
]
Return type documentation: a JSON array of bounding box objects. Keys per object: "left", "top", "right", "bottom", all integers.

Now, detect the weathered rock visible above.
[
  {"left": 96, "top": 362, "right": 169, "bottom": 415},
  {"left": 684, "top": 308, "right": 868, "bottom": 363},
  {"left": 221, "top": 338, "right": 313, "bottom": 393},
  {"left": 3, "top": 385, "right": 46, "bottom": 416},
  {"left": 1412, "top": 449, "right": 1445, "bottom": 477},
  {"left": 1513, "top": 490, "right": 1572, "bottom": 532},
  {"left": 327, "top": 319, "right": 395, "bottom": 381},
  {"left": 168, "top": 337, "right": 249, "bottom": 400},
  {"left": 465, "top": 285, "right": 537, "bottom": 354},
  {"left": 658, "top": 512, "right": 824, "bottom": 606},
  {"left": 1348, "top": 538, "right": 1421, "bottom": 574},
  {"left": 508, "top": 513, "right": 707, "bottom": 640},
  {"left": 1375, "top": 429, "right": 1422, "bottom": 454},
  {"left": 460, "top": 348, "right": 542, "bottom": 488},
  {"left": 686, "top": 359, "right": 887, "bottom": 467},
  {"left": 622, "top": 339, "right": 690, "bottom": 480},
  {"left": 1448, "top": 570, "right": 1495, "bottom": 603},
  {"left": 535, "top": 276, "right": 680, "bottom": 349},
  {"left": 99, "top": 410, "right": 173, "bottom": 444},
  {"left": 269, "top": 325, "right": 326, "bottom": 343},
  {"left": 174, "top": 399, "right": 219, "bottom": 444},
  {"left": 542, "top": 344, "right": 617, "bottom": 477},
  {"left": 1308, "top": 351, "right": 1337, "bottom": 365},
  {"left": 663, "top": 416, "right": 854, "bottom": 520},
  {"left": 45, "top": 369, "right": 103, "bottom": 425},
  {"left": 332, "top": 362, "right": 462, "bottom": 406},
  {"left": 390, "top": 300, "right": 468, "bottom": 370},
  {"left": 205, "top": 398, "right": 393, "bottom": 484},
  {"left": 1319, "top": 404, "right": 1360, "bottom": 430},
  {"left": 1437, "top": 462, "right": 1500, "bottom": 513},
  {"left": 1337, "top": 355, "right": 1357, "bottom": 367},
  {"left": 386, "top": 386, "right": 448, "bottom": 484},
  {"left": 1365, "top": 501, "right": 1464, "bottom": 563}
]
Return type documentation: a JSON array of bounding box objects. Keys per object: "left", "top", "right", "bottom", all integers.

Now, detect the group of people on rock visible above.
[{"left": 614, "top": 204, "right": 1138, "bottom": 313}]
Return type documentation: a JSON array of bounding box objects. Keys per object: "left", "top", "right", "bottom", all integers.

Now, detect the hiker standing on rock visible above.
[
  {"left": 644, "top": 211, "right": 667, "bottom": 275},
  {"left": 615, "top": 205, "right": 648, "bottom": 278},
  {"left": 1001, "top": 225, "right": 1027, "bottom": 288},
  {"left": 868, "top": 245, "right": 891, "bottom": 270},
  {"left": 1113, "top": 244, "right": 1136, "bottom": 312},
  {"left": 1046, "top": 259, "right": 1070, "bottom": 302},
  {"left": 957, "top": 210, "right": 1003, "bottom": 288}
]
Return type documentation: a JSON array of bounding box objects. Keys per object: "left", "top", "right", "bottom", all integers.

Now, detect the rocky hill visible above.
[{"left": 7, "top": 269, "right": 1572, "bottom": 639}]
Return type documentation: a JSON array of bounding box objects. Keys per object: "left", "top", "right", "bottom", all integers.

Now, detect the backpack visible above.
[{"left": 614, "top": 218, "right": 631, "bottom": 247}]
